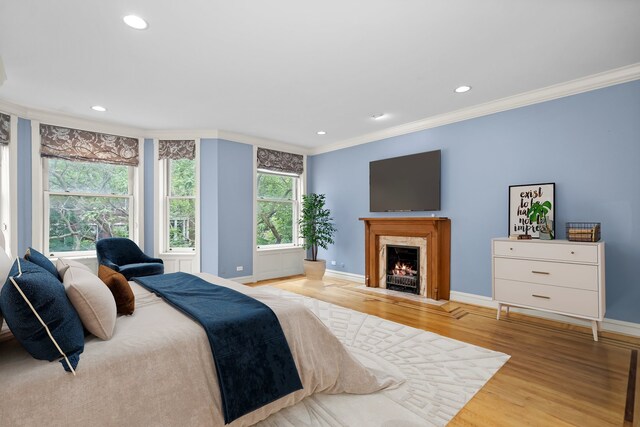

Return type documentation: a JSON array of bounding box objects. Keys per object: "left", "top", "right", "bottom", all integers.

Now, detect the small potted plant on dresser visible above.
[
  {"left": 299, "top": 193, "right": 337, "bottom": 280},
  {"left": 527, "top": 200, "right": 554, "bottom": 239}
]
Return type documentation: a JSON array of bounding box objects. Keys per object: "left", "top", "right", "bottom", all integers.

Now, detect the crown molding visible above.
[
  {"left": 144, "top": 129, "right": 220, "bottom": 140},
  {"left": 0, "top": 98, "right": 309, "bottom": 154},
  {"left": 217, "top": 130, "right": 311, "bottom": 155},
  {"left": 0, "top": 98, "right": 143, "bottom": 137},
  {"left": 310, "top": 63, "right": 640, "bottom": 156}
]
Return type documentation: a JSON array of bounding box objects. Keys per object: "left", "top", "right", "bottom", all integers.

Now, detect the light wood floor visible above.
[{"left": 250, "top": 275, "right": 640, "bottom": 427}]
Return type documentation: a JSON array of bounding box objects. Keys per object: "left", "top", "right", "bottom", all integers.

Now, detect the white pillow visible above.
[
  {"left": 63, "top": 266, "right": 117, "bottom": 340},
  {"left": 0, "top": 248, "right": 13, "bottom": 332},
  {"left": 56, "top": 258, "right": 92, "bottom": 278}
]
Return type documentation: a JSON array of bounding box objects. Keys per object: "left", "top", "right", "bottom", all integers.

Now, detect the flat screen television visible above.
[{"left": 369, "top": 149, "right": 441, "bottom": 212}]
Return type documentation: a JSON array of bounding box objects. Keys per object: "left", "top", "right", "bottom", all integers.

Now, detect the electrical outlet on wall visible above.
[
  {"left": 331, "top": 260, "right": 337, "bottom": 266},
  {"left": 236, "top": 266, "right": 243, "bottom": 272}
]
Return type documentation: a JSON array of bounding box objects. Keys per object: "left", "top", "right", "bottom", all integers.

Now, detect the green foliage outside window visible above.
[
  {"left": 48, "top": 159, "right": 130, "bottom": 253},
  {"left": 257, "top": 173, "right": 295, "bottom": 246},
  {"left": 168, "top": 159, "right": 196, "bottom": 249}
]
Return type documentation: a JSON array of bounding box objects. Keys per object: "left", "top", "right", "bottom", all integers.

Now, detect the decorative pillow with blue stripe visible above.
[
  {"left": 0, "top": 258, "right": 84, "bottom": 373},
  {"left": 25, "top": 247, "right": 61, "bottom": 281}
]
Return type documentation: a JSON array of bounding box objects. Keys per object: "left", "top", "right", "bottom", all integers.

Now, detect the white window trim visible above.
[
  {"left": 253, "top": 147, "right": 306, "bottom": 281},
  {"left": 154, "top": 139, "right": 201, "bottom": 266},
  {"left": 0, "top": 114, "right": 18, "bottom": 257},
  {"left": 255, "top": 169, "right": 303, "bottom": 251},
  {"left": 31, "top": 120, "right": 144, "bottom": 257}
]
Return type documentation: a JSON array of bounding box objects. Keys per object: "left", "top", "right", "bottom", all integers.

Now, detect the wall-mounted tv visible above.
[{"left": 369, "top": 149, "right": 441, "bottom": 212}]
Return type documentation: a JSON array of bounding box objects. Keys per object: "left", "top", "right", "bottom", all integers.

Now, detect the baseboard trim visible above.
[
  {"left": 450, "top": 291, "right": 640, "bottom": 338},
  {"left": 324, "top": 269, "right": 366, "bottom": 283},
  {"left": 228, "top": 275, "right": 254, "bottom": 284}
]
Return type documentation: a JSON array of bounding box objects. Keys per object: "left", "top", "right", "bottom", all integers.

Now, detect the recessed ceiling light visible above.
[
  {"left": 454, "top": 85, "right": 472, "bottom": 93},
  {"left": 317, "top": 131, "right": 326, "bottom": 135},
  {"left": 371, "top": 113, "right": 385, "bottom": 120},
  {"left": 123, "top": 15, "right": 148, "bottom": 30},
  {"left": 91, "top": 105, "right": 107, "bottom": 112}
]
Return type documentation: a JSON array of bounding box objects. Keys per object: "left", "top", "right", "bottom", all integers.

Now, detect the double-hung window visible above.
[
  {"left": 44, "top": 159, "right": 133, "bottom": 254},
  {"left": 159, "top": 140, "right": 198, "bottom": 252},
  {"left": 256, "top": 148, "right": 304, "bottom": 249},
  {"left": 256, "top": 171, "right": 299, "bottom": 247},
  {"left": 40, "top": 124, "right": 139, "bottom": 256}
]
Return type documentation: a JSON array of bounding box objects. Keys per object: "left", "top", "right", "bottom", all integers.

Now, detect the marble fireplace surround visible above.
[
  {"left": 378, "top": 236, "right": 428, "bottom": 296},
  {"left": 360, "top": 217, "right": 451, "bottom": 300}
]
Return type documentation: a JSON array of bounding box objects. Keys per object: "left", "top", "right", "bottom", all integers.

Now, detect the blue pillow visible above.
[
  {"left": 0, "top": 258, "right": 84, "bottom": 372},
  {"left": 24, "top": 247, "right": 60, "bottom": 281}
]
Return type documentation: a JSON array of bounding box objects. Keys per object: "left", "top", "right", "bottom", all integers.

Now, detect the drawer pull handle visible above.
[
  {"left": 532, "top": 294, "right": 551, "bottom": 299},
  {"left": 531, "top": 270, "right": 550, "bottom": 275},
  {"left": 571, "top": 251, "right": 575, "bottom": 254}
]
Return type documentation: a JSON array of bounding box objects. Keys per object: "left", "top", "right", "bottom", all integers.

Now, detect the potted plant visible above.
[
  {"left": 527, "top": 200, "right": 554, "bottom": 240},
  {"left": 299, "top": 193, "right": 337, "bottom": 280}
]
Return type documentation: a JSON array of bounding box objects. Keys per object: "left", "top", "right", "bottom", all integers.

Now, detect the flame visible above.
[{"left": 391, "top": 262, "right": 416, "bottom": 277}]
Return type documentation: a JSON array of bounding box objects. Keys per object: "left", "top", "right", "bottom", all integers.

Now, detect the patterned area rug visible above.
[{"left": 257, "top": 287, "right": 510, "bottom": 427}]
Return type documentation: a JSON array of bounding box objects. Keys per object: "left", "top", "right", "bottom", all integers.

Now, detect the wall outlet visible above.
[
  {"left": 331, "top": 260, "right": 337, "bottom": 266},
  {"left": 236, "top": 266, "right": 243, "bottom": 272}
]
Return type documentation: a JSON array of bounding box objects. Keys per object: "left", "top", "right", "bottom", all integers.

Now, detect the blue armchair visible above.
[{"left": 96, "top": 238, "right": 164, "bottom": 280}]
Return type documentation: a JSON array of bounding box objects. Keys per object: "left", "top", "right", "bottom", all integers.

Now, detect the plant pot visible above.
[
  {"left": 303, "top": 259, "right": 326, "bottom": 280},
  {"left": 539, "top": 219, "right": 554, "bottom": 240}
]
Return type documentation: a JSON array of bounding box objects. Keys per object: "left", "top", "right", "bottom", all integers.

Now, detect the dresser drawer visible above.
[
  {"left": 494, "top": 258, "right": 598, "bottom": 291},
  {"left": 494, "top": 279, "right": 599, "bottom": 318},
  {"left": 494, "top": 240, "right": 598, "bottom": 263}
]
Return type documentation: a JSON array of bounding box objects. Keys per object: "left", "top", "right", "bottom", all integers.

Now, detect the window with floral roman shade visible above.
[
  {"left": 159, "top": 140, "right": 198, "bottom": 251},
  {"left": 256, "top": 148, "right": 303, "bottom": 248},
  {"left": 39, "top": 124, "right": 139, "bottom": 166},
  {"left": 39, "top": 124, "right": 139, "bottom": 255},
  {"left": 0, "top": 113, "right": 10, "bottom": 145},
  {"left": 159, "top": 140, "right": 196, "bottom": 160},
  {"left": 257, "top": 147, "right": 303, "bottom": 176}
]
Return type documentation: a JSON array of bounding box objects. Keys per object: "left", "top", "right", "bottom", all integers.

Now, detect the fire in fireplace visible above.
[{"left": 386, "top": 245, "right": 420, "bottom": 294}]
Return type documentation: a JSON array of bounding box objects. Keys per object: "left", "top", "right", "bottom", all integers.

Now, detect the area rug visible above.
[{"left": 257, "top": 287, "right": 510, "bottom": 427}]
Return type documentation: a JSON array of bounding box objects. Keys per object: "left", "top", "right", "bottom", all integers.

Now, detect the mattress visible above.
[{"left": 0, "top": 273, "right": 399, "bottom": 427}]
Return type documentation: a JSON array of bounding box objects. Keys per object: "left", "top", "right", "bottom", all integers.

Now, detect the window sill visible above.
[
  {"left": 256, "top": 245, "right": 304, "bottom": 253},
  {"left": 160, "top": 251, "right": 198, "bottom": 257}
]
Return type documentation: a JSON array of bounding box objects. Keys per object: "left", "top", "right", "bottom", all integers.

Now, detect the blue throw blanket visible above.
[{"left": 133, "top": 273, "right": 303, "bottom": 423}]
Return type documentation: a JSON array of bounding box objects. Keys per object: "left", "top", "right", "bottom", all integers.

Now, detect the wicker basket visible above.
[{"left": 566, "top": 222, "right": 601, "bottom": 242}]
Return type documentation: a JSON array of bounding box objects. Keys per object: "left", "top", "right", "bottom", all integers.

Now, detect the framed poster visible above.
[{"left": 508, "top": 183, "right": 555, "bottom": 238}]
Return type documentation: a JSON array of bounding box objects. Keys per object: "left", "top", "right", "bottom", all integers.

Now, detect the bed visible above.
[{"left": 0, "top": 271, "right": 399, "bottom": 426}]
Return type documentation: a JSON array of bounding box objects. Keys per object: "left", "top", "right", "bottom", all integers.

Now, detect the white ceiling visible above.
[{"left": 0, "top": 0, "right": 639, "bottom": 150}]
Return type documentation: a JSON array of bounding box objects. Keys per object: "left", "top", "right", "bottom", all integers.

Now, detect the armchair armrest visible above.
[{"left": 139, "top": 254, "right": 164, "bottom": 264}]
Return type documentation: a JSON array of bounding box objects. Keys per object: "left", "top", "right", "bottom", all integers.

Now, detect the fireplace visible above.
[
  {"left": 360, "top": 217, "right": 451, "bottom": 300},
  {"left": 386, "top": 245, "right": 420, "bottom": 294}
]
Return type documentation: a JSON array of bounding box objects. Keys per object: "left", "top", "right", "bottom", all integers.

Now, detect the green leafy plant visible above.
[
  {"left": 299, "top": 193, "right": 337, "bottom": 261},
  {"left": 527, "top": 200, "right": 553, "bottom": 238}
]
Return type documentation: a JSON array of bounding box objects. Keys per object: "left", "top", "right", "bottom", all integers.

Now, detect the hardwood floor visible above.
[{"left": 250, "top": 275, "right": 640, "bottom": 427}]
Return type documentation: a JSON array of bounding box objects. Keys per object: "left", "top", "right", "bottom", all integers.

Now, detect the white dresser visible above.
[{"left": 492, "top": 238, "right": 605, "bottom": 341}]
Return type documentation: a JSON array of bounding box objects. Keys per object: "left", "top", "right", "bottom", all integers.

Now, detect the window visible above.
[
  {"left": 165, "top": 158, "right": 196, "bottom": 251},
  {"left": 256, "top": 171, "right": 300, "bottom": 248},
  {"left": 44, "top": 158, "right": 133, "bottom": 255}
]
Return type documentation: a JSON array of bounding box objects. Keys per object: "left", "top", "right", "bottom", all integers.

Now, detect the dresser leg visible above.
[
  {"left": 497, "top": 303, "right": 502, "bottom": 320},
  {"left": 591, "top": 320, "right": 599, "bottom": 342},
  {"left": 505, "top": 306, "right": 510, "bottom": 316}
]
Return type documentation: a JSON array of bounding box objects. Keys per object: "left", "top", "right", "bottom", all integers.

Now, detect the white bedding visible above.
[{"left": 0, "top": 273, "right": 399, "bottom": 426}]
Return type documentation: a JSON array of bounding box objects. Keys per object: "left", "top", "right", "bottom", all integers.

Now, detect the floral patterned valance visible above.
[
  {"left": 0, "top": 113, "right": 9, "bottom": 145},
  {"left": 40, "top": 124, "right": 139, "bottom": 166},
  {"left": 257, "top": 147, "right": 303, "bottom": 175},
  {"left": 159, "top": 139, "right": 196, "bottom": 160}
]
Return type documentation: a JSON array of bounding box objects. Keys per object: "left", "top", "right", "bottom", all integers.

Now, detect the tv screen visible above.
[{"left": 369, "top": 150, "right": 441, "bottom": 212}]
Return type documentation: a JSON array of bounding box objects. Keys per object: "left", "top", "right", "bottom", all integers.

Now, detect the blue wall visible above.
[
  {"left": 17, "top": 118, "right": 31, "bottom": 255},
  {"left": 308, "top": 80, "right": 640, "bottom": 323},
  {"left": 200, "top": 138, "right": 219, "bottom": 275},
  {"left": 216, "top": 139, "right": 253, "bottom": 278},
  {"left": 143, "top": 138, "right": 154, "bottom": 256}
]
